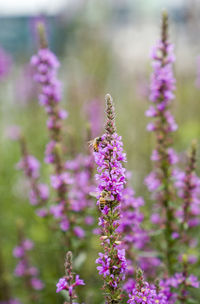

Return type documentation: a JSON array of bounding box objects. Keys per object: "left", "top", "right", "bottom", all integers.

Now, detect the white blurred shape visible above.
[{"left": 0, "top": 0, "right": 71, "bottom": 15}]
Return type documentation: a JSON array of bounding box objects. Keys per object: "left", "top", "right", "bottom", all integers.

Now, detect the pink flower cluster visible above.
[
  {"left": 161, "top": 273, "right": 199, "bottom": 304},
  {"left": 56, "top": 275, "right": 85, "bottom": 295},
  {"left": 95, "top": 133, "right": 126, "bottom": 200},
  {"left": 127, "top": 269, "right": 167, "bottom": 304},
  {"left": 13, "top": 239, "right": 44, "bottom": 291},
  {"left": 31, "top": 48, "right": 62, "bottom": 106},
  {"left": 15, "top": 140, "right": 50, "bottom": 218},
  {"left": 56, "top": 251, "right": 85, "bottom": 302},
  {"left": 128, "top": 282, "right": 167, "bottom": 304},
  {"left": 49, "top": 153, "right": 96, "bottom": 235},
  {"left": 17, "top": 155, "right": 49, "bottom": 211}
]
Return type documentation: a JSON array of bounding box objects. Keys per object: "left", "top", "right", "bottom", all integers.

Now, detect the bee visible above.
[
  {"left": 88, "top": 137, "right": 102, "bottom": 152},
  {"left": 99, "top": 190, "right": 112, "bottom": 210},
  {"left": 99, "top": 196, "right": 107, "bottom": 210},
  {"left": 89, "top": 190, "right": 112, "bottom": 210}
]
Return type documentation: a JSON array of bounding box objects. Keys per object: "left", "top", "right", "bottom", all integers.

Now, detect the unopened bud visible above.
[
  {"left": 182, "top": 253, "right": 188, "bottom": 264},
  {"left": 100, "top": 235, "right": 108, "bottom": 240},
  {"left": 115, "top": 241, "right": 121, "bottom": 245},
  {"left": 37, "top": 22, "right": 48, "bottom": 49}
]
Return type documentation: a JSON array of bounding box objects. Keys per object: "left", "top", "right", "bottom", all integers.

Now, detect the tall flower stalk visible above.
[
  {"left": 8, "top": 126, "right": 49, "bottom": 214},
  {"left": 93, "top": 94, "right": 127, "bottom": 303},
  {"left": 145, "top": 11, "right": 177, "bottom": 275},
  {"left": 13, "top": 221, "right": 44, "bottom": 302},
  {"left": 17, "top": 133, "right": 49, "bottom": 216},
  {"left": 173, "top": 142, "right": 200, "bottom": 302},
  {"left": 180, "top": 142, "right": 199, "bottom": 237},
  {"left": 56, "top": 251, "right": 85, "bottom": 304},
  {"left": 30, "top": 23, "right": 73, "bottom": 239}
]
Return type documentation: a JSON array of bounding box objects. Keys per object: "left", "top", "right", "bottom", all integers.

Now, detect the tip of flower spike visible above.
[
  {"left": 105, "top": 93, "right": 112, "bottom": 103},
  {"left": 155, "top": 279, "right": 161, "bottom": 293},
  {"left": 136, "top": 268, "right": 145, "bottom": 288},
  {"left": 187, "top": 139, "right": 197, "bottom": 158},
  {"left": 66, "top": 251, "right": 73, "bottom": 262},
  {"left": 64, "top": 251, "right": 73, "bottom": 275},
  {"left": 37, "top": 21, "right": 48, "bottom": 49},
  {"left": 161, "top": 9, "right": 168, "bottom": 44},
  {"left": 105, "top": 93, "right": 116, "bottom": 136},
  {"left": 136, "top": 268, "right": 143, "bottom": 278},
  {"left": 162, "top": 8, "right": 168, "bottom": 20},
  {"left": 182, "top": 253, "right": 188, "bottom": 264},
  {"left": 191, "top": 139, "right": 197, "bottom": 150},
  {"left": 187, "top": 140, "right": 197, "bottom": 171}
]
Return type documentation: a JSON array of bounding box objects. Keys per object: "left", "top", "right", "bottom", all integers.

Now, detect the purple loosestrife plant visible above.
[
  {"left": 30, "top": 23, "right": 73, "bottom": 237},
  {"left": 13, "top": 222, "right": 44, "bottom": 301},
  {"left": 127, "top": 269, "right": 167, "bottom": 304},
  {"left": 145, "top": 11, "right": 177, "bottom": 275},
  {"left": 56, "top": 251, "right": 85, "bottom": 304},
  {"left": 174, "top": 142, "right": 200, "bottom": 236},
  {"left": 93, "top": 94, "right": 127, "bottom": 303},
  {"left": 172, "top": 142, "right": 200, "bottom": 302},
  {"left": 16, "top": 133, "right": 49, "bottom": 216}
]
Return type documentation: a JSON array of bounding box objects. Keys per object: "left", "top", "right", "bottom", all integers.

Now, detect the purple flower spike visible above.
[
  {"left": 16, "top": 135, "right": 49, "bottom": 213},
  {"left": 13, "top": 228, "right": 44, "bottom": 298},
  {"left": 56, "top": 251, "right": 85, "bottom": 302},
  {"left": 93, "top": 94, "right": 127, "bottom": 303},
  {"left": 30, "top": 23, "right": 73, "bottom": 233},
  {"left": 145, "top": 10, "right": 177, "bottom": 275}
]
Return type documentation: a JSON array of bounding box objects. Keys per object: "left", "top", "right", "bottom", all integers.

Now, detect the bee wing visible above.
[
  {"left": 88, "top": 140, "right": 94, "bottom": 147},
  {"left": 89, "top": 191, "right": 99, "bottom": 198},
  {"left": 105, "top": 197, "right": 113, "bottom": 202}
]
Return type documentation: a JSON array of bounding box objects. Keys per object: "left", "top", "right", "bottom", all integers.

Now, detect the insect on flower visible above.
[
  {"left": 99, "top": 190, "right": 112, "bottom": 210},
  {"left": 89, "top": 190, "right": 112, "bottom": 210},
  {"left": 88, "top": 137, "right": 102, "bottom": 152}
]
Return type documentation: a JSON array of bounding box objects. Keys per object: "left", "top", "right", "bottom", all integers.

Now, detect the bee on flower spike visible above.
[{"left": 88, "top": 137, "right": 102, "bottom": 152}]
